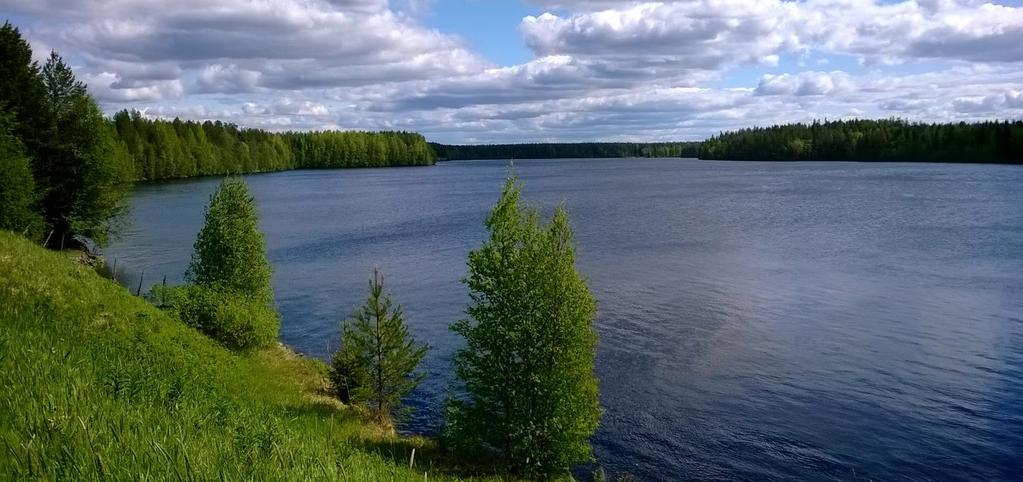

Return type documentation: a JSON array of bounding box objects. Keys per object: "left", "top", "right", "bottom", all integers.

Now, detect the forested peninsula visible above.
[{"left": 114, "top": 111, "right": 435, "bottom": 181}]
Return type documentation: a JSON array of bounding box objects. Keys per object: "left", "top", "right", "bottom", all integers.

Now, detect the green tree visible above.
[
  {"left": 186, "top": 178, "right": 274, "bottom": 303},
  {"left": 331, "top": 269, "right": 427, "bottom": 426},
  {"left": 35, "top": 52, "right": 131, "bottom": 246},
  {"left": 179, "top": 177, "right": 278, "bottom": 349},
  {"left": 0, "top": 109, "right": 43, "bottom": 238},
  {"left": 446, "top": 177, "right": 601, "bottom": 477},
  {"left": 0, "top": 21, "right": 47, "bottom": 161}
]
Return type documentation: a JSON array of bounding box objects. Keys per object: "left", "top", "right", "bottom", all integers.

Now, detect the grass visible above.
[{"left": 0, "top": 231, "right": 509, "bottom": 481}]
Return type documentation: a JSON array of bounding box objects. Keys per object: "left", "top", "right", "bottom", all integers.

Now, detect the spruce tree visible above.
[
  {"left": 35, "top": 52, "right": 132, "bottom": 246},
  {"left": 0, "top": 109, "right": 43, "bottom": 238},
  {"left": 447, "top": 177, "right": 601, "bottom": 477},
  {"left": 0, "top": 21, "right": 47, "bottom": 161},
  {"left": 331, "top": 269, "right": 427, "bottom": 426}
]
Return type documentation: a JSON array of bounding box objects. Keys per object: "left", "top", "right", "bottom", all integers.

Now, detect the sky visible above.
[{"left": 2, "top": 0, "right": 1023, "bottom": 143}]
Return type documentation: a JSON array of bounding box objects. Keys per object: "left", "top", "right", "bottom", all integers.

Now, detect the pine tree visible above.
[
  {"left": 331, "top": 268, "right": 427, "bottom": 426},
  {"left": 446, "top": 176, "right": 601, "bottom": 477}
]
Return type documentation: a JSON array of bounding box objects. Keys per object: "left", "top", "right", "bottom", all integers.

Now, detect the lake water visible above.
[{"left": 105, "top": 159, "right": 1023, "bottom": 481}]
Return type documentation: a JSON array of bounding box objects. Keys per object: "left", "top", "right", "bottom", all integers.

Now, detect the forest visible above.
[
  {"left": 431, "top": 141, "right": 702, "bottom": 160},
  {"left": 0, "top": 20, "right": 434, "bottom": 248},
  {"left": 700, "top": 119, "right": 1023, "bottom": 163},
  {"left": 114, "top": 110, "right": 435, "bottom": 181}
]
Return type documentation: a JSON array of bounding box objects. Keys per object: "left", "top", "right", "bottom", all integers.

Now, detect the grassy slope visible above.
[{"left": 0, "top": 232, "right": 499, "bottom": 481}]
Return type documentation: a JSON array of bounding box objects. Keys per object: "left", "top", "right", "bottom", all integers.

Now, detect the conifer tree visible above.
[
  {"left": 447, "top": 176, "right": 601, "bottom": 477},
  {"left": 0, "top": 21, "right": 47, "bottom": 159},
  {"left": 0, "top": 109, "right": 43, "bottom": 238},
  {"left": 36, "top": 52, "right": 131, "bottom": 246},
  {"left": 331, "top": 269, "right": 427, "bottom": 426}
]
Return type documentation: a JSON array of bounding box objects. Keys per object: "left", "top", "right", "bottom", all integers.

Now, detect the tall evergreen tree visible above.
[
  {"left": 35, "top": 52, "right": 131, "bottom": 246},
  {"left": 447, "top": 177, "right": 601, "bottom": 477},
  {"left": 331, "top": 269, "right": 427, "bottom": 426},
  {"left": 0, "top": 21, "right": 47, "bottom": 161},
  {"left": 0, "top": 109, "right": 43, "bottom": 238}
]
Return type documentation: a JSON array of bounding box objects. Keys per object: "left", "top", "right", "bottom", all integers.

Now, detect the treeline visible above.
[
  {"left": 1, "top": 19, "right": 435, "bottom": 248},
  {"left": 700, "top": 119, "right": 1023, "bottom": 163},
  {"left": 114, "top": 111, "right": 435, "bottom": 181},
  {"left": 431, "top": 141, "right": 702, "bottom": 160}
]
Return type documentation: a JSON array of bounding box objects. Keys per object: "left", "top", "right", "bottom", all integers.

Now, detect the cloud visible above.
[
  {"left": 2, "top": 0, "right": 1021, "bottom": 143},
  {"left": 3, "top": 0, "right": 486, "bottom": 97},
  {"left": 755, "top": 72, "right": 852, "bottom": 96},
  {"left": 521, "top": 3, "right": 800, "bottom": 75},
  {"left": 522, "top": 0, "right": 1023, "bottom": 67}
]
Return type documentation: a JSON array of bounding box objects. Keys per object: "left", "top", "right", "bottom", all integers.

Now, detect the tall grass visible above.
[{"left": 0, "top": 232, "right": 505, "bottom": 480}]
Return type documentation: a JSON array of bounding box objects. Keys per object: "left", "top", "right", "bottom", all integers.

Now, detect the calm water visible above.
[{"left": 105, "top": 159, "right": 1023, "bottom": 481}]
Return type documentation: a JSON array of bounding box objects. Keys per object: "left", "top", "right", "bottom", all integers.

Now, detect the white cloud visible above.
[
  {"left": 755, "top": 72, "right": 853, "bottom": 96},
  {"left": 522, "top": 0, "right": 1023, "bottom": 66},
  {"left": 2, "top": 0, "right": 1021, "bottom": 142}
]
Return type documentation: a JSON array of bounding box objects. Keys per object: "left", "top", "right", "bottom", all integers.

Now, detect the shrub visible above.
[
  {"left": 151, "top": 284, "right": 279, "bottom": 350},
  {"left": 175, "top": 177, "right": 279, "bottom": 350}
]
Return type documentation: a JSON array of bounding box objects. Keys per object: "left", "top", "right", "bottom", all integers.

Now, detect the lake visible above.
[{"left": 105, "top": 158, "right": 1023, "bottom": 481}]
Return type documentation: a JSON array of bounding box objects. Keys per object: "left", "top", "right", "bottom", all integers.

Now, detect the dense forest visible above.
[
  {"left": 700, "top": 119, "right": 1023, "bottom": 163},
  {"left": 0, "top": 20, "right": 434, "bottom": 248},
  {"left": 113, "top": 110, "right": 435, "bottom": 181},
  {"left": 431, "top": 141, "right": 702, "bottom": 160},
  {"left": 1, "top": 22, "right": 132, "bottom": 247}
]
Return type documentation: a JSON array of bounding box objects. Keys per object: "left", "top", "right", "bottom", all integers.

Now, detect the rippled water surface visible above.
[{"left": 106, "top": 159, "right": 1023, "bottom": 481}]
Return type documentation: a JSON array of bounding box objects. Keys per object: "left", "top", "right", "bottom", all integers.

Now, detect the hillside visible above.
[{"left": 0, "top": 232, "right": 499, "bottom": 480}]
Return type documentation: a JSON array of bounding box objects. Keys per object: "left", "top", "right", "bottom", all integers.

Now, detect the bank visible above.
[{"left": 0, "top": 231, "right": 509, "bottom": 480}]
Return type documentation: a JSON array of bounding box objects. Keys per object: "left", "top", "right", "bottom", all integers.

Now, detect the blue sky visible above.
[
  {"left": 425, "top": 1, "right": 536, "bottom": 66},
  {"left": 2, "top": 0, "right": 1022, "bottom": 143}
]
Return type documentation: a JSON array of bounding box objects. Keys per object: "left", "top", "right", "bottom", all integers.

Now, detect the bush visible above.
[
  {"left": 329, "top": 344, "right": 360, "bottom": 405},
  {"left": 171, "top": 177, "right": 279, "bottom": 350},
  {"left": 151, "top": 284, "right": 279, "bottom": 350}
]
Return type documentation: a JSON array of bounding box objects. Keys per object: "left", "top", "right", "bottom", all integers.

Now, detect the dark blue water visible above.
[{"left": 105, "top": 159, "right": 1023, "bottom": 481}]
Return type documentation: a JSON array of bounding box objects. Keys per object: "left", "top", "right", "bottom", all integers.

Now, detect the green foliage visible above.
[
  {"left": 447, "top": 177, "right": 601, "bottom": 478},
  {"left": 112, "top": 110, "right": 435, "bottom": 181},
  {"left": 151, "top": 284, "right": 280, "bottom": 351},
  {"left": 700, "top": 118, "right": 1023, "bottom": 163},
  {"left": 0, "top": 231, "right": 500, "bottom": 481},
  {"left": 187, "top": 177, "right": 274, "bottom": 304},
  {"left": 0, "top": 21, "right": 48, "bottom": 162},
  {"left": 0, "top": 109, "right": 43, "bottom": 239},
  {"left": 0, "top": 25, "right": 131, "bottom": 247},
  {"left": 37, "top": 51, "right": 132, "bottom": 246},
  {"left": 432, "top": 141, "right": 701, "bottom": 160},
  {"left": 183, "top": 177, "right": 278, "bottom": 349},
  {"left": 331, "top": 269, "right": 428, "bottom": 425}
]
